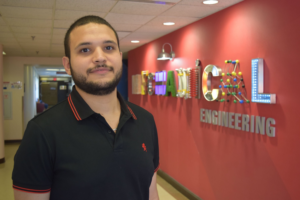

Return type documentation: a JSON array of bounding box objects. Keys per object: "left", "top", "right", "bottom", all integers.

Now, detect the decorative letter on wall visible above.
[
  {"left": 141, "top": 71, "right": 148, "bottom": 95},
  {"left": 148, "top": 73, "right": 155, "bottom": 95},
  {"left": 251, "top": 58, "right": 276, "bottom": 104},
  {"left": 155, "top": 71, "right": 166, "bottom": 95},
  {"left": 202, "top": 64, "right": 222, "bottom": 101},
  {"left": 132, "top": 74, "right": 141, "bottom": 94},
  {"left": 165, "top": 71, "right": 177, "bottom": 97}
]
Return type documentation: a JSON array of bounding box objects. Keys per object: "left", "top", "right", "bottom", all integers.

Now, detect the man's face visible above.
[{"left": 63, "top": 23, "right": 122, "bottom": 95}]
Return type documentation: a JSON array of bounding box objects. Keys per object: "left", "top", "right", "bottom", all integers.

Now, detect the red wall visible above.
[{"left": 128, "top": 0, "right": 300, "bottom": 199}]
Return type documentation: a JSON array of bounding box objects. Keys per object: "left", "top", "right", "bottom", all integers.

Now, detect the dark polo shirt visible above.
[{"left": 12, "top": 87, "right": 159, "bottom": 200}]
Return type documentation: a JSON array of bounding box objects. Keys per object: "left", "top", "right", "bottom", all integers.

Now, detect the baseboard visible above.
[
  {"left": 5, "top": 140, "right": 22, "bottom": 144},
  {"left": 157, "top": 169, "right": 202, "bottom": 200},
  {"left": 0, "top": 157, "right": 5, "bottom": 164}
]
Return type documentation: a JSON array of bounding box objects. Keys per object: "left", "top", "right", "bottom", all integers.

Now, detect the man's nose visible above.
[{"left": 92, "top": 47, "right": 106, "bottom": 64}]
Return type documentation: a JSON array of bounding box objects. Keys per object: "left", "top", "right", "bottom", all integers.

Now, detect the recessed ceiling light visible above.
[
  {"left": 3, "top": 51, "right": 6, "bottom": 55},
  {"left": 163, "top": 22, "right": 175, "bottom": 26},
  {"left": 203, "top": 0, "right": 218, "bottom": 5},
  {"left": 131, "top": 40, "right": 140, "bottom": 43}
]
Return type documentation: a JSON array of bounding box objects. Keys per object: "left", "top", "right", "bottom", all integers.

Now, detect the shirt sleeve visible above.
[
  {"left": 151, "top": 116, "right": 160, "bottom": 172},
  {"left": 12, "top": 120, "right": 53, "bottom": 193}
]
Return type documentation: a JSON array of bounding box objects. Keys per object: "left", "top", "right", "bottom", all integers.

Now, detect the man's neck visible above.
[{"left": 75, "top": 85, "right": 120, "bottom": 116}]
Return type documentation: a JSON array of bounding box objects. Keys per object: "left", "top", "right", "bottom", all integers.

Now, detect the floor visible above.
[{"left": 0, "top": 143, "right": 188, "bottom": 200}]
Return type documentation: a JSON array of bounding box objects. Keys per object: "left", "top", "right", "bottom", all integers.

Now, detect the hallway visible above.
[{"left": 0, "top": 143, "right": 188, "bottom": 200}]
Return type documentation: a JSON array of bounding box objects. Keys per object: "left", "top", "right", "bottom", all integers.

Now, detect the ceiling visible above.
[{"left": 0, "top": 0, "right": 242, "bottom": 58}]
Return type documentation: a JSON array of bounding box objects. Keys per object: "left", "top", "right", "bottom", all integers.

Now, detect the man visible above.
[{"left": 12, "top": 16, "right": 160, "bottom": 200}]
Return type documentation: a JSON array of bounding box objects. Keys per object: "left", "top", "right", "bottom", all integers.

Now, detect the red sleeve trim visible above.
[
  {"left": 154, "top": 164, "right": 160, "bottom": 172},
  {"left": 13, "top": 185, "right": 51, "bottom": 193}
]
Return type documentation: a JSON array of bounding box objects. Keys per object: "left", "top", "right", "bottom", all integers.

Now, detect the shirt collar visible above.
[{"left": 67, "top": 86, "right": 137, "bottom": 121}]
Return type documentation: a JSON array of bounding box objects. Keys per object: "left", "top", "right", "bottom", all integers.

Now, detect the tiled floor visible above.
[{"left": 0, "top": 143, "right": 188, "bottom": 200}]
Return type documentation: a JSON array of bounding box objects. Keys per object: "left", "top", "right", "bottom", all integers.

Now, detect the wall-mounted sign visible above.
[
  {"left": 3, "top": 81, "right": 10, "bottom": 90},
  {"left": 11, "top": 81, "right": 22, "bottom": 89}
]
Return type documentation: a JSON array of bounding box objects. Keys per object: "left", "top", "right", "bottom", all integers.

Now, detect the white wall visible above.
[{"left": 3, "top": 56, "right": 62, "bottom": 140}]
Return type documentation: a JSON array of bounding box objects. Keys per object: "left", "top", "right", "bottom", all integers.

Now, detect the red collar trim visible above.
[
  {"left": 127, "top": 105, "right": 137, "bottom": 120},
  {"left": 68, "top": 95, "right": 82, "bottom": 121}
]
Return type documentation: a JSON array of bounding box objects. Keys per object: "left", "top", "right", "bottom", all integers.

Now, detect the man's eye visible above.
[
  {"left": 80, "top": 48, "right": 90, "bottom": 53},
  {"left": 105, "top": 46, "right": 114, "bottom": 50}
]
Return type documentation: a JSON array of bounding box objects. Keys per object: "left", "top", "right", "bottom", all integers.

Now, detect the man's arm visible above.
[
  {"left": 14, "top": 189, "right": 50, "bottom": 200},
  {"left": 149, "top": 172, "right": 160, "bottom": 200}
]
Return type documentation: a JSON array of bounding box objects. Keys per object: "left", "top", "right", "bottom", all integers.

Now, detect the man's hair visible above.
[{"left": 64, "top": 15, "right": 120, "bottom": 59}]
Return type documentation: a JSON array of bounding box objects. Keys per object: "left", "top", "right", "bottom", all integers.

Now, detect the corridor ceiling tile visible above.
[
  {"left": 162, "top": 4, "right": 224, "bottom": 18},
  {"left": 56, "top": 0, "right": 117, "bottom": 12},
  {"left": 54, "top": 10, "right": 106, "bottom": 20},
  {"left": 10, "top": 26, "right": 51, "bottom": 34},
  {"left": 54, "top": 20, "right": 74, "bottom": 28},
  {"left": 111, "top": 1, "right": 172, "bottom": 16},
  {"left": 5, "top": 18, "right": 52, "bottom": 28},
  {"left": 51, "top": 39, "right": 64, "bottom": 45},
  {"left": 147, "top": 16, "right": 199, "bottom": 26},
  {"left": 51, "top": 44, "right": 64, "bottom": 51},
  {"left": 17, "top": 38, "right": 51, "bottom": 44},
  {"left": 0, "top": 6, "right": 52, "bottom": 19},
  {"left": 135, "top": 24, "right": 179, "bottom": 33},
  {"left": 110, "top": 23, "right": 141, "bottom": 32},
  {"left": 2, "top": 44, "right": 21, "bottom": 49},
  {"left": 117, "top": 31, "right": 131, "bottom": 39},
  {"left": 0, "top": 38, "right": 19, "bottom": 45},
  {"left": 53, "top": 28, "right": 67, "bottom": 35},
  {"left": 14, "top": 33, "right": 52, "bottom": 40},
  {"left": 0, "top": 18, "right": 6, "bottom": 26},
  {"left": 0, "top": 25, "right": 10, "bottom": 33},
  {"left": 3, "top": 49, "right": 25, "bottom": 56},
  {"left": 179, "top": 0, "right": 243, "bottom": 7},
  {"left": 52, "top": 34, "right": 65, "bottom": 40},
  {"left": 0, "top": 32, "right": 14, "bottom": 38},
  {"left": 105, "top": 13, "right": 155, "bottom": 25},
  {"left": 0, "top": 0, "right": 55, "bottom": 9}
]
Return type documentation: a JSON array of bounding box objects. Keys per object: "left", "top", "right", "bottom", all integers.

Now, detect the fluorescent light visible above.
[
  {"left": 3, "top": 51, "right": 6, "bottom": 55},
  {"left": 60, "top": 69, "right": 65, "bottom": 71},
  {"left": 46, "top": 69, "right": 59, "bottom": 71},
  {"left": 163, "top": 22, "right": 175, "bottom": 26},
  {"left": 203, "top": 0, "right": 218, "bottom": 5},
  {"left": 131, "top": 40, "right": 140, "bottom": 43}
]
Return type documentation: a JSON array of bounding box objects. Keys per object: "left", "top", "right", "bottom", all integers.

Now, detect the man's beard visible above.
[{"left": 70, "top": 63, "right": 122, "bottom": 96}]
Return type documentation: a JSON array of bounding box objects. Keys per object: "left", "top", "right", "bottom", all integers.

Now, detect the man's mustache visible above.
[{"left": 87, "top": 65, "right": 114, "bottom": 75}]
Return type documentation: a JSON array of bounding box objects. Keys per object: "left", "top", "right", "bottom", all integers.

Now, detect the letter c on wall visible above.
[{"left": 202, "top": 64, "right": 222, "bottom": 101}]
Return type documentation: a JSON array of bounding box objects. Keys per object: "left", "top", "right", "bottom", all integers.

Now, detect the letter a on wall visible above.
[{"left": 165, "top": 70, "right": 177, "bottom": 97}]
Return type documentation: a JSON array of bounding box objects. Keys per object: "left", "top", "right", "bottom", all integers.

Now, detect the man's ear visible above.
[
  {"left": 120, "top": 51, "right": 123, "bottom": 58},
  {"left": 62, "top": 56, "right": 71, "bottom": 75}
]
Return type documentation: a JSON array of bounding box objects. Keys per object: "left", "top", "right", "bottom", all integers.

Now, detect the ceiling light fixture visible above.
[
  {"left": 3, "top": 51, "right": 6, "bottom": 55},
  {"left": 131, "top": 40, "right": 140, "bottom": 43},
  {"left": 46, "top": 69, "right": 59, "bottom": 71},
  {"left": 203, "top": 0, "right": 218, "bottom": 5},
  {"left": 163, "top": 22, "right": 175, "bottom": 26},
  {"left": 157, "top": 43, "right": 175, "bottom": 61}
]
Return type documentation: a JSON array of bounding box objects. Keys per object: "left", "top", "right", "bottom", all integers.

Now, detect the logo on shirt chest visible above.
[{"left": 142, "top": 143, "right": 147, "bottom": 152}]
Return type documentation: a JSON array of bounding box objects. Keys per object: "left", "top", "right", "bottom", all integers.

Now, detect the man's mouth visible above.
[{"left": 88, "top": 66, "right": 113, "bottom": 75}]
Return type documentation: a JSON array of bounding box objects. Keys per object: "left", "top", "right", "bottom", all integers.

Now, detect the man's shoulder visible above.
[{"left": 30, "top": 99, "right": 71, "bottom": 127}]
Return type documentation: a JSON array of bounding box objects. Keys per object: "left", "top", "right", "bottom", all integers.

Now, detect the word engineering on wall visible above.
[{"left": 200, "top": 109, "right": 276, "bottom": 137}]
